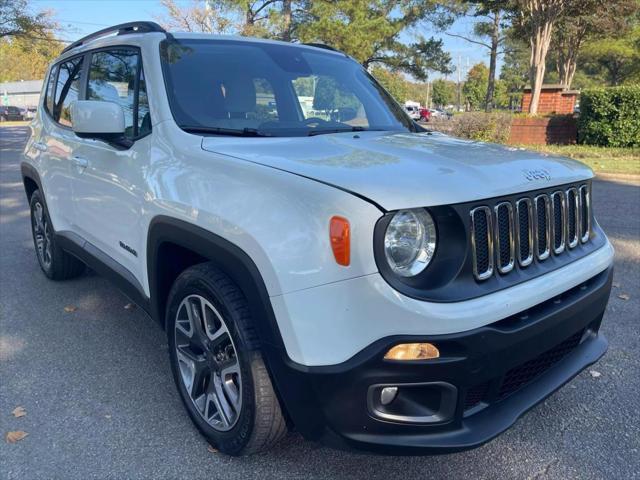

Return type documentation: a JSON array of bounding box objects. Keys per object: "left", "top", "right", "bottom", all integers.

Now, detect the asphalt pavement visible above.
[{"left": 1, "top": 126, "right": 639, "bottom": 479}]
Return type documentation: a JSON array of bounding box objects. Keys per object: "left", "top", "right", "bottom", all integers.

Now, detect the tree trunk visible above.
[
  {"left": 484, "top": 11, "right": 501, "bottom": 112},
  {"left": 528, "top": 19, "right": 554, "bottom": 115},
  {"left": 281, "top": 0, "right": 292, "bottom": 41}
]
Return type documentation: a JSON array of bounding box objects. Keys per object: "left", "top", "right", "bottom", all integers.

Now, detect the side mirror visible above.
[{"left": 71, "top": 100, "right": 131, "bottom": 148}]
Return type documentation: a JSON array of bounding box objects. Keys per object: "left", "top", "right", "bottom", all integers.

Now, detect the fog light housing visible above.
[{"left": 384, "top": 343, "right": 440, "bottom": 361}]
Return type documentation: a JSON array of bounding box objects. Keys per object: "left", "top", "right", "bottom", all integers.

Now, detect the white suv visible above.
[{"left": 22, "top": 22, "right": 614, "bottom": 456}]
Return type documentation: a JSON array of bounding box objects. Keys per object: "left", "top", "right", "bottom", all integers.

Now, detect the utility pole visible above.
[{"left": 456, "top": 55, "right": 461, "bottom": 112}]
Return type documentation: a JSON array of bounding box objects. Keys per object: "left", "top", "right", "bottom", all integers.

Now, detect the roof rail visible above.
[
  {"left": 61, "top": 21, "right": 166, "bottom": 54},
  {"left": 303, "top": 43, "right": 340, "bottom": 52}
]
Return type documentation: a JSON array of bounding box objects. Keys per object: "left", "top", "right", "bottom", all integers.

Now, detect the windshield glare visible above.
[{"left": 160, "top": 39, "right": 415, "bottom": 137}]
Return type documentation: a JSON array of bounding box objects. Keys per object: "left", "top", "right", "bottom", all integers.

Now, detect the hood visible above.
[{"left": 201, "top": 131, "right": 593, "bottom": 211}]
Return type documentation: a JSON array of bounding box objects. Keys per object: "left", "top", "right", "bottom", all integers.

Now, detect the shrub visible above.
[
  {"left": 578, "top": 86, "right": 640, "bottom": 147},
  {"left": 429, "top": 112, "right": 514, "bottom": 143}
]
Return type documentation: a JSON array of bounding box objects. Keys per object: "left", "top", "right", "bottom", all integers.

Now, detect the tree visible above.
[
  {"left": 431, "top": 78, "right": 457, "bottom": 106},
  {"left": 463, "top": 62, "right": 489, "bottom": 110},
  {"left": 0, "top": 34, "right": 62, "bottom": 82},
  {"left": 444, "top": 1, "right": 511, "bottom": 111},
  {"left": 581, "top": 26, "right": 640, "bottom": 85},
  {"left": 296, "top": 0, "right": 453, "bottom": 79},
  {"left": 156, "top": 0, "right": 235, "bottom": 33},
  {"left": 549, "top": 0, "right": 638, "bottom": 88},
  {"left": 500, "top": 30, "right": 529, "bottom": 109},
  {"left": 511, "top": 0, "right": 571, "bottom": 114},
  {"left": 0, "top": 0, "right": 55, "bottom": 39}
]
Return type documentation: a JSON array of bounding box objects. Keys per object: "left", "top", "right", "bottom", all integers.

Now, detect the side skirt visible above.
[{"left": 55, "top": 230, "right": 151, "bottom": 315}]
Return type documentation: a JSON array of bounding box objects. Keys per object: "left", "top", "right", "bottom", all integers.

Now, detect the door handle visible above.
[
  {"left": 72, "top": 156, "right": 89, "bottom": 169},
  {"left": 33, "top": 141, "right": 47, "bottom": 152}
]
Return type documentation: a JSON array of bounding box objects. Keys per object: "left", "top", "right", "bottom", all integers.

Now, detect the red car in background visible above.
[{"left": 419, "top": 107, "right": 430, "bottom": 122}]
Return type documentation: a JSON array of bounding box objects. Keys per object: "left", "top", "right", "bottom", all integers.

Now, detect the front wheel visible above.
[{"left": 166, "top": 263, "right": 287, "bottom": 455}]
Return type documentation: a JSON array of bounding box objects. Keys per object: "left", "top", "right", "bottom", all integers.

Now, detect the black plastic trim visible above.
[
  {"left": 55, "top": 231, "right": 151, "bottom": 314},
  {"left": 281, "top": 266, "right": 612, "bottom": 454},
  {"left": 61, "top": 21, "right": 165, "bottom": 54}
]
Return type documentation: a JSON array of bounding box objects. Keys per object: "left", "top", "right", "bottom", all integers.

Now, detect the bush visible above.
[
  {"left": 429, "top": 112, "right": 514, "bottom": 143},
  {"left": 578, "top": 86, "right": 640, "bottom": 147}
]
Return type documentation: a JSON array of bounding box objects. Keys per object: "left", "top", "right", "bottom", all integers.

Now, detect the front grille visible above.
[
  {"left": 498, "top": 330, "right": 584, "bottom": 399},
  {"left": 470, "top": 183, "right": 591, "bottom": 281}
]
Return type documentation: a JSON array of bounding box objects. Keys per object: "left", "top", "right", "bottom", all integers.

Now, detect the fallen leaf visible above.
[
  {"left": 618, "top": 293, "right": 630, "bottom": 301},
  {"left": 612, "top": 282, "right": 621, "bottom": 288},
  {"left": 64, "top": 305, "right": 77, "bottom": 313},
  {"left": 124, "top": 303, "right": 136, "bottom": 311},
  {"left": 5, "top": 431, "right": 28, "bottom": 443},
  {"left": 207, "top": 445, "right": 218, "bottom": 453},
  {"left": 590, "top": 370, "right": 602, "bottom": 378},
  {"left": 11, "top": 406, "right": 26, "bottom": 418}
]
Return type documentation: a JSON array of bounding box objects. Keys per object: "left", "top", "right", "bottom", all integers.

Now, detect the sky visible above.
[{"left": 33, "top": 0, "right": 498, "bottom": 82}]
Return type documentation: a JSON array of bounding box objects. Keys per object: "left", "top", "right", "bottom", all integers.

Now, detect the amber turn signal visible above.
[
  {"left": 384, "top": 343, "right": 440, "bottom": 361},
  {"left": 330, "top": 216, "right": 350, "bottom": 266}
]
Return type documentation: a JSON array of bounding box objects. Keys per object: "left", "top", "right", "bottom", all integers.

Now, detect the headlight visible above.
[{"left": 384, "top": 209, "right": 437, "bottom": 277}]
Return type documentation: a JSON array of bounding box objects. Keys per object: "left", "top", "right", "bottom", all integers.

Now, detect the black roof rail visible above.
[
  {"left": 303, "top": 43, "right": 341, "bottom": 53},
  {"left": 61, "top": 21, "right": 166, "bottom": 54}
]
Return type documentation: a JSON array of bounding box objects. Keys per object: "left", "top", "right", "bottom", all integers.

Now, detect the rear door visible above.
[
  {"left": 34, "top": 56, "right": 86, "bottom": 231},
  {"left": 69, "top": 47, "right": 152, "bottom": 281}
]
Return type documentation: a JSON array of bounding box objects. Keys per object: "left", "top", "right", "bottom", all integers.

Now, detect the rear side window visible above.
[
  {"left": 44, "top": 65, "right": 57, "bottom": 114},
  {"left": 87, "top": 48, "right": 150, "bottom": 139},
  {"left": 54, "top": 57, "right": 84, "bottom": 127}
]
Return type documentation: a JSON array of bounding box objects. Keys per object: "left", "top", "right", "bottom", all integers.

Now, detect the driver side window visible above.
[{"left": 87, "top": 48, "right": 151, "bottom": 139}]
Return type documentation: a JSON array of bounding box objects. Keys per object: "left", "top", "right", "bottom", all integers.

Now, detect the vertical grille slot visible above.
[
  {"left": 516, "top": 198, "right": 533, "bottom": 267},
  {"left": 534, "top": 194, "right": 551, "bottom": 260},
  {"left": 470, "top": 206, "right": 493, "bottom": 280},
  {"left": 551, "top": 191, "right": 566, "bottom": 254},
  {"left": 494, "top": 202, "right": 515, "bottom": 274},
  {"left": 579, "top": 185, "right": 590, "bottom": 243},
  {"left": 566, "top": 188, "right": 579, "bottom": 248}
]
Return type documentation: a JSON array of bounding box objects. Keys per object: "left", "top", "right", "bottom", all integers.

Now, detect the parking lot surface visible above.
[{"left": 1, "top": 126, "right": 639, "bottom": 479}]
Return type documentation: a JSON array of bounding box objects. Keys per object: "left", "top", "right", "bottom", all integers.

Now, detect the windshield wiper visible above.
[
  {"left": 181, "top": 126, "right": 272, "bottom": 137},
  {"left": 307, "top": 126, "right": 381, "bottom": 137}
]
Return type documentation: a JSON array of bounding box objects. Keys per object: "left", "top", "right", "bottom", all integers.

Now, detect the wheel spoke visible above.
[
  {"left": 213, "top": 374, "right": 234, "bottom": 426},
  {"left": 173, "top": 294, "right": 242, "bottom": 432}
]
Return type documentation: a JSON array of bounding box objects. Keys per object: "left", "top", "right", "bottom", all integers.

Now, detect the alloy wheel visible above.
[
  {"left": 32, "top": 201, "right": 52, "bottom": 269},
  {"left": 174, "top": 294, "right": 242, "bottom": 431}
]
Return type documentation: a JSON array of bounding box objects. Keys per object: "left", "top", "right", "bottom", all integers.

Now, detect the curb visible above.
[{"left": 595, "top": 172, "right": 640, "bottom": 183}]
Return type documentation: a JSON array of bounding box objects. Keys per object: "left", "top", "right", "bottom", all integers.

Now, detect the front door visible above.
[{"left": 70, "top": 47, "right": 152, "bottom": 282}]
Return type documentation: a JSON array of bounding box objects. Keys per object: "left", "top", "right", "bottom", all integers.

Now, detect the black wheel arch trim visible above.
[{"left": 21, "top": 162, "right": 44, "bottom": 201}]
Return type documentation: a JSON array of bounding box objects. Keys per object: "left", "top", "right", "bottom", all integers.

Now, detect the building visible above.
[
  {"left": 521, "top": 84, "right": 579, "bottom": 115},
  {"left": 1, "top": 80, "right": 44, "bottom": 108}
]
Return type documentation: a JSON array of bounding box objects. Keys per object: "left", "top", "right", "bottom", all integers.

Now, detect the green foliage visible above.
[
  {"left": 0, "top": 34, "right": 62, "bottom": 82},
  {"left": 578, "top": 86, "right": 640, "bottom": 147},
  {"left": 0, "top": 0, "right": 55, "bottom": 38},
  {"left": 463, "top": 63, "right": 489, "bottom": 110},
  {"left": 581, "top": 26, "right": 640, "bottom": 86},
  {"left": 296, "top": 0, "right": 452, "bottom": 79},
  {"left": 431, "top": 79, "right": 456, "bottom": 107},
  {"left": 370, "top": 66, "right": 411, "bottom": 103}
]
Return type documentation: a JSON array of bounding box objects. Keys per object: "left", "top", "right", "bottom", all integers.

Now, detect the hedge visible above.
[
  {"left": 578, "top": 86, "right": 640, "bottom": 147},
  {"left": 428, "top": 112, "right": 513, "bottom": 143}
]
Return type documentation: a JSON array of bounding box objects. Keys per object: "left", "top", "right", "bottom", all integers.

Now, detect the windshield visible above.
[{"left": 160, "top": 38, "right": 416, "bottom": 137}]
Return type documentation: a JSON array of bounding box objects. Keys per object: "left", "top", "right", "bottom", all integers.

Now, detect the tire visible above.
[
  {"left": 166, "top": 262, "right": 287, "bottom": 455},
  {"left": 29, "top": 190, "right": 85, "bottom": 280}
]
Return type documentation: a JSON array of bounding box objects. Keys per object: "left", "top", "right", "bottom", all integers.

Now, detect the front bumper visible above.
[{"left": 271, "top": 266, "right": 612, "bottom": 454}]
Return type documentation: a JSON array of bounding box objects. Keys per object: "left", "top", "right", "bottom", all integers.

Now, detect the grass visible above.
[{"left": 520, "top": 144, "right": 640, "bottom": 175}]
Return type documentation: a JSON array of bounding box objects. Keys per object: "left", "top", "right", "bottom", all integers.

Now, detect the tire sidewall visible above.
[{"left": 166, "top": 274, "right": 257, "bottom": 455}]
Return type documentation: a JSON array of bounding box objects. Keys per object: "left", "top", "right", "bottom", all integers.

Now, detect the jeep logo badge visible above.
[{"left": 524, "top": 169, "right": 551, "bottom": 181}]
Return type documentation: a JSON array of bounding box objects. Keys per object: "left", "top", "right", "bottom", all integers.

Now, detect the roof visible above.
[{"left": 0, "top": 80, "right": 44, "bottom": 94}]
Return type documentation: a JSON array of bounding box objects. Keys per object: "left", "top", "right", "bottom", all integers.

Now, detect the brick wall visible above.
[
  {"left": 507, "top": 116, "right": 577, "bottom": 145},
  {"left": 521, "top": 86, "right": 578, "bottom": 114}
]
